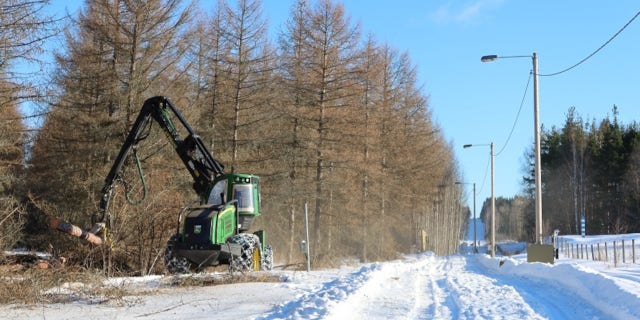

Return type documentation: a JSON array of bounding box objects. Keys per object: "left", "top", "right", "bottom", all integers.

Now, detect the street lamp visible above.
[
  {"left": 455, "top": 181, "right": 477, "bottom": 253},
  {"left": 481, "top": 53, "right": 543, "bottom": 245},
  {"left": 463, "top": 143, "right": 494, "bottom": 257}
]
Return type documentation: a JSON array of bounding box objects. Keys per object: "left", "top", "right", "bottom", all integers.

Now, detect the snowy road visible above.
[
  {"left": 2, "top": 250, "right": 640, "bottom": 319},
  {"left": 259, "top": 253, "right": 623, "bottom": 320}
]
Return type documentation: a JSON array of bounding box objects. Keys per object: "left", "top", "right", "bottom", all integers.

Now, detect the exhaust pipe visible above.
[{"left": 49, "top": 216, "right": 103, "bottom": 245}]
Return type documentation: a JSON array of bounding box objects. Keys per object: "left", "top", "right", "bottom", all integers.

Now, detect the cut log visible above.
[{"left": 49, "top": 216, "right": 103, "bottom": 245}]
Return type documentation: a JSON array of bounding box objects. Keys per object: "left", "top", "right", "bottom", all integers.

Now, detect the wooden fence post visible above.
[
  {"left": 597, "top": 243, "right": 601, "bottom": 261},
  {"left": 571, "top": 244, "right": 574, "bottom": 259},
  {"left": 578, "top": 239, "right": 640, "bottom": 265},
  {"left": 579, "top": 244, "right": 582, "bottom": 259}
]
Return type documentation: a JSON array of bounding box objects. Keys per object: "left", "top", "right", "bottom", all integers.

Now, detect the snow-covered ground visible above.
[{"left": 2, "top": 220, "right": 640, "bottom": 319}]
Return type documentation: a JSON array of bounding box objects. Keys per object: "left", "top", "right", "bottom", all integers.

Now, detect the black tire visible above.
[
  {"left": 261, "top": 245, "right": 273, "bottom": 271},
  {"left": 164, "top": 234, "right": 191, "bottom": 274},
  {"left": 228, "top": 233, "right": 261, "bottom": 272}
]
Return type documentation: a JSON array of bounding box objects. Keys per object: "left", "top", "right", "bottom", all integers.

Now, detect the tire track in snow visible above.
[
  {"left": 255, "top": 263, "right": 380, "bottom": 320},
  {"left": 432, "top": 257, "right": 461, "bottom": 319},
  {"left": 324, "top": 254, "right": 543, "bottom": 320},
  {"left": 325, "top": 254, "right": 542, "bottom": 319},
  {"left": 440, "top": 256, "right": 544, "bottom": 319},
  {"left": 257, "top": 254, "right": 613, "bottom": 319},
  {"left": 259, "top": 253, "right": 544, "bottom": 319},
  {"left": 326, "top": 254, "right": 436, "bottom": 319},
  {"left": 324, "top": 253, "right": 468, "bottom": 319},
  {"left": 418, "top": 255, "right": 458, "bottom": 319}
]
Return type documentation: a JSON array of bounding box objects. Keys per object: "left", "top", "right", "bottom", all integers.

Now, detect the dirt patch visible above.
[{"left": 165, "top": 271, "right": 284, "bottom": 287}]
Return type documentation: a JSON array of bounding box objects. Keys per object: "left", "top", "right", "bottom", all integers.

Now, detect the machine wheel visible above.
[
  {"left": 164, "top": 233, "right": 192, "bottom": 274},
  {"left": 261, "top": 245, "right": 273, "bottom": 271},
  {"left": 228, "top": 233, "right": 261, "bottom": 272}
]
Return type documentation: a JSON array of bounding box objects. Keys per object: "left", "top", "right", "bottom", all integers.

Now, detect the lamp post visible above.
[
  {"left": 463, "top": 142, "right": 494, "bottom": 257},
  {"left": 481, "top": 53, "right": 543, "bottom": 244},
  {"left": 455, "top": 181, "right": 477, "bottom": 253}
]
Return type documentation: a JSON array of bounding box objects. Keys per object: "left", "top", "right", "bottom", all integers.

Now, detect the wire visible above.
[
  {"left": 476, "top": 155, "right": 490, "bottom": 197},
  {"left": 472, "top": 58, "right": 532, "bottom": 202},
  {"left": 540, "top": 10, "right": 640, "bottom": 77},
  {"left": 495, "top": 71, "right": 532, "bottom": 157}
]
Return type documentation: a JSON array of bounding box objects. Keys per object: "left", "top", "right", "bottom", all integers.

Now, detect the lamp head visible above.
[
  {"left": 463, "top": 144, "right": 472, "bottom": 148},
  {"left": 480, "top": 55, "right": 498, "bottom": 62}
]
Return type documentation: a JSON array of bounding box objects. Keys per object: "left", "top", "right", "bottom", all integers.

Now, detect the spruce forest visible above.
[
  {"left": 1, "top": 0, "right": 466, "bottom": 275},
  {"left": 534, "top": 107, "right": 640, "bottom": 238},
  {"left": 481, "top": 107, "right": 640, "bottom": 244}
]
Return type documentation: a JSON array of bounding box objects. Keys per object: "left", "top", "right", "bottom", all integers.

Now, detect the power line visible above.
[
  {"left": 476, "top": 155, "right": 490, "bottom": 200},
  {"left": 540, "top": 9, "right": 640, "bottom": 77},
  {"left": 495, "top": 71, "right": 532, "bottom": 157}
]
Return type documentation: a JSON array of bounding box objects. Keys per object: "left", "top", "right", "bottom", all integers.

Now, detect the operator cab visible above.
[{"left": 207, "top": 173, "right": 261, "bottom": 231}]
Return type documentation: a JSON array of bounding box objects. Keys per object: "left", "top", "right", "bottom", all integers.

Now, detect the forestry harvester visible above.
[{"left": 52, "top": 96, "right": 272, "bottom": 273}]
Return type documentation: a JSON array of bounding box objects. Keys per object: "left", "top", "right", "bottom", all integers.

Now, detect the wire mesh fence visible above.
[{"left": 558, "top": 237, "right": 639, "bottom": 267}]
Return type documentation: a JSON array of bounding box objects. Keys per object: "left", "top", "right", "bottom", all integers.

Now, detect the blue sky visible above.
[
  {"left": 309, "top": 1, "right": 640, "bottom": 212},
  {"left": 251, "top": 0, "right": 640, "bottom": 212},
  {"left": 49, "top": 1, "right": 640, "bottom": 213}
]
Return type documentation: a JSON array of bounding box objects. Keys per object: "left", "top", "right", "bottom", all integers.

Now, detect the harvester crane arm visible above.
[
  {"left": 96, "top": 96, "right": 224, "bottom": 223},
  {"left": 51, "top": 96, "right": 270, "bottom": 272}
]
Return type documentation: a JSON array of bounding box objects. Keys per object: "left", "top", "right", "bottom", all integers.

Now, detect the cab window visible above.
[
  {"left": 233, "top": 184, "right": 254, "bottom": 212},
  {"left": 207, "top": 179, "right": 227, "bottom": 205}
]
